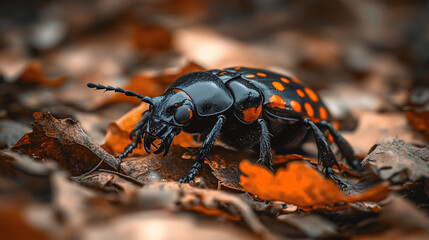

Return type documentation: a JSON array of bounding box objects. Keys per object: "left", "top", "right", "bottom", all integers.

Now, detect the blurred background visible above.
[{"left": 0, "top": 0, "right": 428, "bottom": 149}]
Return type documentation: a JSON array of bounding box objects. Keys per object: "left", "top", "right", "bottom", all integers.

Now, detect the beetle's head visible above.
[
  {"left": 86, "top": 83, "right": 195, "bottom": 156},
  {"left": 143, "top": 89, "right": 195, "bottom": 155}
]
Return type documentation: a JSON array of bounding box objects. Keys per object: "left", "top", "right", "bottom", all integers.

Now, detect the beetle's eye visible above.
[{"left": 174, "top": 106, "right": 192, "bottom": 124}]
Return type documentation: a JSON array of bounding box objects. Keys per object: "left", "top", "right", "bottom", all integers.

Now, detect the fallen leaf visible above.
[
  {"left": 204, "top": 146, "right": 251, "bottom": 191},
  {"left": 179, "top": 183, "right": 271, "bottom": 236},
  {"left": 278, "top": 214, "right": 338, "bottom": 238},
  {"left": 17, "top": 61, "right": 66, "bottom": 87},
  {"left": 406, "top": 109, "right": 429, "bottom": 141},
  {"left": 361, "top": 138, "right": 429, "bottom": 183},
  {"left": 51, "top": 172, "right": 96, "bottom": 228},
  {"left": 72, "top": 171, "right": 142, "bottom": 193},
  {"left": 379, "top": 195, "right": 429, "bottom": 231},
  {"left": 342, "top": 111, "right": 426, "bottom": 156},
  {"left": 12, "top": 112, "right": 120, "bottom": 176},
  {"left": 80, "top": 210, "right": 259, "bottom": 240},
  {"left": 120, "top": 145, "right": 217, "bottom": 186},
  {"left": 240, "top": 160, "right": 389, "bottom": 209}
]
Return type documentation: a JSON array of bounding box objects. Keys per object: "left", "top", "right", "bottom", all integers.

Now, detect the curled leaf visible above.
[
  {"left": 12, "top": 112, "right": 119, "bottom": 176},
  {"left": 240, "top": 160, "right": 389, "bottom": 209}
]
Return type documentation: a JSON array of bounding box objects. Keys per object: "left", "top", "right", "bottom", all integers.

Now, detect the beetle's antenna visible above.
[{"left": 87, "top": 83, "right": 153, "bottom": 105}]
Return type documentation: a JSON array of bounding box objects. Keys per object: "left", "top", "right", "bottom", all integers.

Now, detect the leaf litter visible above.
[{"left": 1, "top": 1, "right": 429, "bottom": 239}]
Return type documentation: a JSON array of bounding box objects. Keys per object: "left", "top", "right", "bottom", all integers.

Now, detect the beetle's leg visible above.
[
  {"left": 129, "top": 111, "right": 149, "bottom": 140},
  {"left": 119, "top": 128, "right": 143, "bottom": 162},
  {"left": 256, "top": 119, "right": 273, "bottom": 171},
  {"left": 179, "top": 115, "right": 226, "bottom": 183},
  {"left": 303, "top": 118, "right": 347, "bottom": 189},
  {"left": 319, "top": 121, "right": 362, "bottom": 171}
]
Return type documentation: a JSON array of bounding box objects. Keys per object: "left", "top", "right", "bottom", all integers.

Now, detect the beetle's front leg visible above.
[
  {"left": 129, "top": 111, "right": 149, "bottom": 140},
  {"left": 179, "top": 115, "right": 226, "bottom": 183},
  {"left": 117, "top": 111, "right": 149, "bottom": 162},
  {"left": 256, "top": 119, "right": 274, "bottom": 171},
  {"left": 119, "top": 129, "right": 143, "bottom": 162}
]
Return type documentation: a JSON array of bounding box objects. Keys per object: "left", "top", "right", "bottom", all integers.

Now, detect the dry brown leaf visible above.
[
  {"left": 80, "top": 210, "right": 259, "bottom": 240},
  {"left": 361, "top": 138, "right": 429, "bottom": 183},
  {"left": 179, "top": 183, "right": 271, "bottom": 236},
  {"left": 240, "top": 160, "right": 389, "bottom": 209},
  {"left": 17, "top": 61, "right": 66, "bottom": 87},
  {"left": 204, "top": 146, "right": 251, "bottom": 191},
  {"left": 278, "top": 214, "right": 338, "bottom": 238},
  {"left": 12, "top": 112, "right": 120, "bottom": 176},
  {"left": 342, "top": 111, "right": 425, "bottom": 155},
  {"left": 120, "top": 145, "right": 217, "bottom": 186},
  {"left": 406, "top": 109, "right": 429, "bottom": 141},
  {"left": 379, "top": 195, "right": 429, "bottom": 231}
]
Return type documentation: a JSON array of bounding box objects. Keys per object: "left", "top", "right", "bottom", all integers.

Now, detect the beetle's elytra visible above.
[{"left": 88, "top": 67, "right": 361, "bottom": 185}]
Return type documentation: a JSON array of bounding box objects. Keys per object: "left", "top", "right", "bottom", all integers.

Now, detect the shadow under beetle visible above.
[{"left": 88, "top": 67, "right": 361, "bottom": 185}]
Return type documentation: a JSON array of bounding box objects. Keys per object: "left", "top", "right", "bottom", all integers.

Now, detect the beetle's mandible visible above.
[{"left": 88, "top": 67, "right": 361, "bottom": 185}]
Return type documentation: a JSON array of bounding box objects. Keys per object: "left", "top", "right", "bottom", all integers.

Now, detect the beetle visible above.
[{"left": 88, "top": 67, "right": 361, "bottom": 185}]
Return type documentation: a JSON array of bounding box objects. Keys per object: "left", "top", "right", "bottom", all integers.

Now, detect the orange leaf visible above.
[
  {"left": 239, "top": 160, "right": 388, "bottom": 209},
  {"left": 18, "top": 61, "right": 66, "bottom": 87}
]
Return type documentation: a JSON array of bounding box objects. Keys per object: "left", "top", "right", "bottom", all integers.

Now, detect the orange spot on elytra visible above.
[
  {"left": 296, "top": 89, "right": 305, "bottom": 98},
  {"left": 219, "top": 72, "right": 226, "bottom": 76},
  {"left": 272, "top": 81, "right": 285, "bottom": 91},
  {"left": 268, "top": 95, "right": 286, "bottom": 109},
  {"left": 290, "top": 100, "right": 301, "bottom": 112},
  {"left": 319, "top": 106, "right": 328, "bottom": 120},
  {"left": 292, "top": 78, "right": 301, "bottom": 84},
  {"left": 304, "top": 103, "right": 314, "bottom": 117},
  {"left": 242, "top": 105, "right": 262, "bottom": 123},
  {"left": 246, "top": 74, "right": 255, "bottom": 78},
  {"left": 257, "top": 72, "right": 267, "bottom": 77},
  {"left": 234, "top": 66, "right": 242, "bottom": 70},
  {"left": 280, "top": 77, "right": 290, "bottom": 84},
  {"left": 304, "top": 88, "right": 319, "bottom": 102}
]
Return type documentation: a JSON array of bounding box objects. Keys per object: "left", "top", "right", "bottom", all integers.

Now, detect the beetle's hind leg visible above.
[
  {"left": 319, "top": 121, "right": 362, "bottom": 171},
  {"left": 256, "top": 119, "right": 274, "bottom": 171},
  {"left": 303, "top": 118, "right": 347, "bottom": 189},
  {"left": 179, "top": 115, "right": 226, "bottom": 183}
]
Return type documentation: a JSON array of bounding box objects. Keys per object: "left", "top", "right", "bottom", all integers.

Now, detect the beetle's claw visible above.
[
  {"left": 178, "top": 176, "right": 191, "bottom": 183},
  {"left": 257, "top": 158, "right": 274, "bottom": 172}
]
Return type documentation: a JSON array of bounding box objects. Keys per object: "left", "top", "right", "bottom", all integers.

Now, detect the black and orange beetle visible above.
[{"left": 88, "top": 67, "right": 361, "bottom": 185}]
